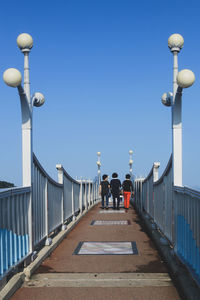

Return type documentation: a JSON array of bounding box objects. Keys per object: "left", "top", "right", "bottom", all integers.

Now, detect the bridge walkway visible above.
[{"left": 11, "top": 203, "right": 180, "bottom": 300}]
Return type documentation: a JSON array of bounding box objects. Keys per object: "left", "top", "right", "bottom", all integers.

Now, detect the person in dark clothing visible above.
[
  {"left": 99, "top": 174, "right": 110, "bottom": 209},
  {"left": 110, "top": 173, "right": 121, "bottom": 210},
  {"left": 122, "top": 174, "right": 134, "bottom": 209}
]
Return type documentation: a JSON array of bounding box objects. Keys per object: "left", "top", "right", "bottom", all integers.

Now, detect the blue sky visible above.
[{"left": 0, "top": 0, "right": 200, "bottom": 188}]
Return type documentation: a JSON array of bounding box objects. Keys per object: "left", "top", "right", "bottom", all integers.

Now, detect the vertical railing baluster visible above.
[
  {"left": 79, "top": 180, "right": 83, "bottom": 213},
  {"left": 71, "top": 182, "right": 75, "bottom": 220},
  {"left": 45, "top": 178, "right": 51, "bottom": 245},
  {"left": 88, "top": 182, "right": 90, "bottom": 206}
]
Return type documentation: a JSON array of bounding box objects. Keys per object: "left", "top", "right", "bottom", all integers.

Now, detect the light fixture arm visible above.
[{"left": 18, "top": 85, "right": 32, "bottom": 127}]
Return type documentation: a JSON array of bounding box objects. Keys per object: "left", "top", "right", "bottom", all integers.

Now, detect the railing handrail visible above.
[
  {"left": 33, "top": 153, "right": 62, "bottom": 188},
  {"left": 56, "top": 164, "right": 80, "bottom": 185},
  {"left": 142, "top": 166, "right": 154, "bottom": 183},
  {"left": 173, "top": 185, "right": 200, "bottom": 199},
  {"left": 154, "top": 155, "right": 172, "bottom": 186},
  {"left": 134, "top": 154, "right": 200, "bottom": 283},
  {"left": 0, "top": 186, "right": 31, "bottom": 198}
]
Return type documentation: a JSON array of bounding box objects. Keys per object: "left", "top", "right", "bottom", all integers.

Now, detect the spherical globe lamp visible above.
[
  {"left": 161, "top": 92, "right": 173, "bottom": 106},
  {"left": 3, "top": 68, "right": 22, "bottom": 87},
  {"left": 17, "top": 33, "right": 33, "bottom": 50},
  {"left": 33, "top": 92, "right": 45, "bottom": 107},
  {"left": 168, "top": 34, "right": 184, "bottom": 52},
  {"left": 177, "top": 69, "right": 195, "bottom": 88}
]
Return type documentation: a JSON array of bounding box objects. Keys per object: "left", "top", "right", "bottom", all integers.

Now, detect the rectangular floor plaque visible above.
[
  {"left": 91, "top": 220, "right": 130, "bottom": 225},
  {"left": 99, "top": 210, "right": 125, "bottom": 214},
  {"left": 73, "top": 241, "right": 138, "bottom": 255},
  {"left": 108, "top": 204, "right": 124, "bottom": 207}
]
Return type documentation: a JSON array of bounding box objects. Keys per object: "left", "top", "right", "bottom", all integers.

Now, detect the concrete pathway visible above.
[{"left": 11, "top": 203, "right": 180, "bottom": 300}]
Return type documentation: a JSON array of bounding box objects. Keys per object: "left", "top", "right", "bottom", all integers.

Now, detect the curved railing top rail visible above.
[
  {"left": 33, "top": 153, "right": 62, "bottom": 188},
  {"left": 174, "top": 185, "right": 200, "bottom": 199},
  {"left": 0, "top": 186, "right": 31, "bottom": 198},
  {"left": 56, "top": 164, "right": 80, "bottom": 185},
  {"left": 154, "top": 155, "right": 172, "bottom": 186},
  {"left": 143, "top": 165, "right": 154, "bottom": 183}
]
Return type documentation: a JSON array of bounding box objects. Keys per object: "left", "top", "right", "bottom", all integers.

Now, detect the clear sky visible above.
[{"left": 0, "top": 0, "right": 200, "bottom": 188}]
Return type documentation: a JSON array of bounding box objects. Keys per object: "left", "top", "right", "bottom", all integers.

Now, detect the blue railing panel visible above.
[
  {"left": 0, "top": 229, "right": 29, "bottom": 276},
  {"left": 0, "top": 187, "right": 31, "bottom": 278},
  {"left": 0, "top": 156, "right": 99, "bottom": 282},
  {"left": 177, "top": 215, "right": 200, "bottom": 279}
]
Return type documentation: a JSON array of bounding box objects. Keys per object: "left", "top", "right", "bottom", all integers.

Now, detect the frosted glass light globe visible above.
[
  {"left": 17, "top": 33, "right": 33, "bottom": 50},
  {"left": 168, "top": 34, "right": 184, "bottom": 51},
  {"left": 3, "top": 68, "right": 22, "bottom": 87},
  {"left": 177, "top": 69, "right": 195, "bottom": 88}
]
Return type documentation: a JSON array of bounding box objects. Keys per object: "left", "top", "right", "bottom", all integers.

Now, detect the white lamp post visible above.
[
  {"left": 3, "top": 33, "right": 45, "bottom": 187},
  {"left": 161, "top": 34, "right": 195, "bottom": 186},
  {"left": 129, "top": 150, "right": 133, "bottom": 175},
  {"left": 97, "top": 152, "right": 101, "bottom": 184}
]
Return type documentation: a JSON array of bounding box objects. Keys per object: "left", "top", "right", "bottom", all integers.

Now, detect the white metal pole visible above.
[
  {"left": 88, "top": 181, "right": 91, "bottom": 207},
  {"left": 167, "top": 34, "right": 184, "bottom": 187},
  {"left": 172, "top": 51, "right": 182, "bottom": 187},
  {"left": 97, "top": 152, "right": 101, "bottom": 185},
  {"left": 23, "top": 50, "right": 32, "bottom": 187},
  {"left": 11, "top": 48, "right": 33, "bottom": 188},
  {"left": 129, "top": 150, "right": 133, "bottom": 177},
  {"left": 3, "top": 33, "right": 46, "bottom": 253},
  {"left": 16, "top": 34, "right": 34, "bottom": 187},
  {"left": 23, "top": 51, "right": 31, "bottom": 105},
  {"left": 85, "top": 181, "right": 88, "bottom": 210},
  {"left": 20, "top": 105, "right": 33, "bottom": 187},
  {"left": 165, "top": 34, "right": 194, "bottom": 187},
  {"left": 56, "top": 165, "right": 66, "bottom": 230},
  {"left": 72, "top": 183, "right": 76, "bottom": 220},
  {"left": 79, "top": 180, "right": 83, "bottom": 213},
  {"left": 153, "top": 162, "right": 160, "bottom": 182}
]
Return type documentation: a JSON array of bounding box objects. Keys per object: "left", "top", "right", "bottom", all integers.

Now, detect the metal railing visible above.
[
  {"left": 134, "top": 155, "right": 200, "bottom": 281},
  {"left": 154, "top": 156, "right": 173, "bottom": 242},
  {"left": 141, "top": 166, "right": 154, "bottom": 217},
  {"left": 0, "top": 155, "right": 99, "bottom": 281},
  {"left": 173, "top": 186, "right": 200, "bottom": 278},
  {"left": 0, "top": 187, "right": 31, "bottom": 277},
  {"left": 33, "top": 154, "right": 63, "bottom": 247}
]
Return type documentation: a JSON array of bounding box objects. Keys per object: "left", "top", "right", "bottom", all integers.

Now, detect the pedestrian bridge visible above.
[
  {"left": 0, "top": 152, "right": 200, "bottom": 299},
  {"left": 0, "top": 33, "right": 200, "bottom": 299}
]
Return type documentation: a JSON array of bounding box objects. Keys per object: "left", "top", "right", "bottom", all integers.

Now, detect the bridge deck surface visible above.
[{"left": 11, "top": 203, "right": 180, "bottom": 300}]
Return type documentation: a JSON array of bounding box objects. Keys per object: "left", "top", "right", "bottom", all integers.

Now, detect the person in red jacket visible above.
[{"left": 122, "top": 174, "right": 133, "bottom": 210}]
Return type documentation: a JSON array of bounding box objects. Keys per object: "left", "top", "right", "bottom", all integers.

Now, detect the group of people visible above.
[{"left": 99, "top": 173, "right": 134, "bottom": 210}]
